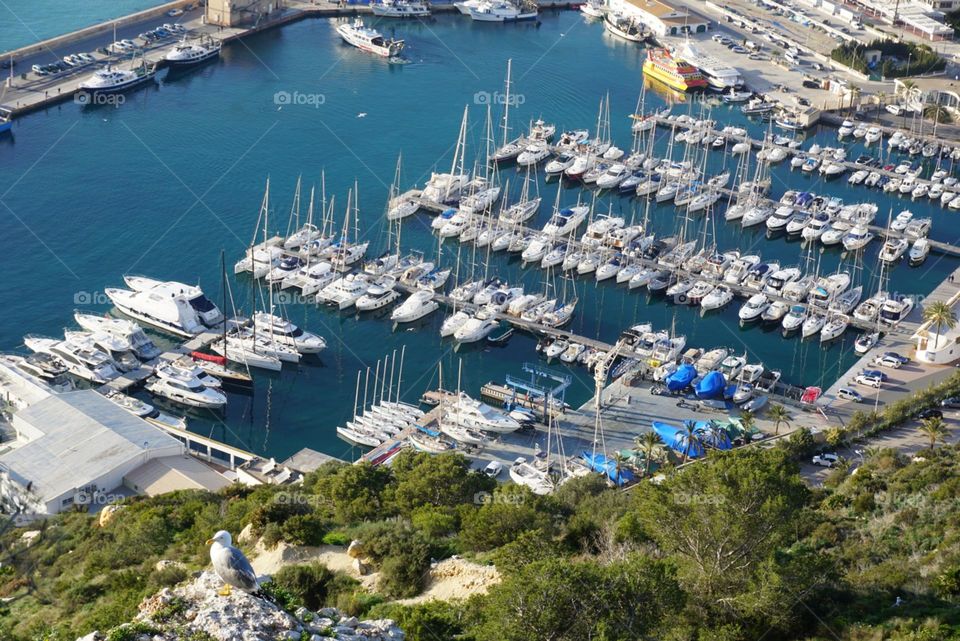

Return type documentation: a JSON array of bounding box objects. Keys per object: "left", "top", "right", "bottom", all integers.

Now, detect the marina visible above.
[{"left": 2, "top": 3, "right": 960, "bottom": 481}]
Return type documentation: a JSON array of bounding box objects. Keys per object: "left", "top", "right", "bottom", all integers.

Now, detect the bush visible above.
[{"left": 271, "top": 563, "right": 337, "bottom": 610}]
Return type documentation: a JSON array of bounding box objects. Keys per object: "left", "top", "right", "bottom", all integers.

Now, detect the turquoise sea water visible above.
[
  {"left": 0, "top": 0, "right": 164, "bottom": 50},
  {"left": 1, "top": 13, "right": 956, "bottom": 461}
]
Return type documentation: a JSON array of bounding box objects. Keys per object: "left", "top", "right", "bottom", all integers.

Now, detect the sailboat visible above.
[
  {"left": 491, "top": 60, "right": 524, "bottom": 163},
  {"left": 386, "top": 153, "right": 420, "bottom": 220},
  {"left": 330, "top": 182, "right": 370, "bottom": 271}
]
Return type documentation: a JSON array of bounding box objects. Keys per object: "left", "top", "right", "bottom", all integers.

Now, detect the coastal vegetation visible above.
[
  {"left": 830, "top": 39, "right": 946, "bottom": 77},
  {"left": 1, "top": 438, "right": 959, "bottom": 641}
]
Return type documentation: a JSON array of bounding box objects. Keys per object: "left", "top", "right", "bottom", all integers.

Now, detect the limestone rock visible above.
[{"left": 346, "top": 539, "right": 365, "bottom": 559}]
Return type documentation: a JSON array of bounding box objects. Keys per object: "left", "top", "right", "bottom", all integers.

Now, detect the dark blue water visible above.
[
  {"left": 0, "top": 0, "right": 164, "bottom": 50},
  {"left": 1, "top": 13, "right": 955, "bottom": 461}
]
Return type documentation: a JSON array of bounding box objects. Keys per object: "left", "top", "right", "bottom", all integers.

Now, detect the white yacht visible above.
[
  {"left": 391, "top": 290, "right": 439, "bottom": 323},
  {"left": 164, "top": 38, "right": 222, "bottom": 65},
  {"left": 738, "top": 293, "right": 769, "bottom": 323},
  {"left": 678, "top": 41, "right": 743, "bottom": 91},
  {"left": 107, "top": 276, "right": 223, "bottom": 337},
  {"left": 371, "top": 0, "right": 431, "bottom": 16},
  {"left": 440, "top": 310, "right": 472, "bottom": 338},
  {"left": 78, "top": 64, "right": 156, "bottom": 93},
  {"left": 542, "top": 205, "right": 589, "bottom": 236},
  {"left": 453, "top": 315, "right": 499, "bottom": 343},
  {"left": 154, "top": 359, "right": 222, "bottom": 389},
  {"left": 451, "top": 393, "right": 521, "bottom": 432},
  {"left": 509, "top": 457, "right": 553, "bottom": 495},
  {"left": 336, "top": 18, "right": 404, "bottom": 57},
  {"left": 63, "top": 330, "right": 140, "bottom": 372},
  {"left": 73, "top": 312, "right": 161, "bottom": 360},
  {"left": 468, "top": 0, "right": 525, "bottom": 22},
  {"left": 252, "top": 312, "right": 326, "bottom": 353},
  {"left": 24, "top": 336, "right": 121, "bottom": 383},
  {"left": 317, "top": 273, "right": 370, "bottom": 310},
  {"left": 146, "top": 364, "right": 227, "bottom": 409},
  {"left": 356, "top": 278, "right": 401, "bottom": 311}
]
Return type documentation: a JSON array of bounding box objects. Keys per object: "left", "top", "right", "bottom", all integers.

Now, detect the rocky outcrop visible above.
[{"left": 77, "top": 571, "right": 404, "bottom": 641}]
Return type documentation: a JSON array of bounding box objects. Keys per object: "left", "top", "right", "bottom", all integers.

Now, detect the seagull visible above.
[
  {"left": 206, "top": 530, "right": 268, "bottom": 599},
  {"left": 357, "top": 112, "right": 367, "bottom": 118}
]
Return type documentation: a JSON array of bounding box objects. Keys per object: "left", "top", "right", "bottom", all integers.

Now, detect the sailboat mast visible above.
[
  {"left": 396, "top": 345, "right": 406, "bottom": 403},
  {"left": 501, "top": 58, "right": 512, "bottom": 148}
]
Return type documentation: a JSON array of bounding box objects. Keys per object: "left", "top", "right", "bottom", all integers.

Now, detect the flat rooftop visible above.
[{"left": 1, "top": 390, "right": 183, "bottom": 503}]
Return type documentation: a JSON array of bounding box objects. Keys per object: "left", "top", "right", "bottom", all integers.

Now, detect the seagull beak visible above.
[{"left": 205, "top": 538, "right": 213, "bottom": 545}]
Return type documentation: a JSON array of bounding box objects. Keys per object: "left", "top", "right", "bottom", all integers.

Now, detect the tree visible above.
[
  {"left": 919, "top": 416, "right": 949, "bottom": 451},
  {"left": 390, "top": 450, "right": 494, "bottom": 515},
  {"left": 768, "top": 404, "right": 791, "bottom": 436},
  {"left": 631, "top": 449, "right": 815, "bottom": 632},
  {"left": 924, "top": 104, "right": 953, "bottom": 125},
  {"left": 310, "top": 462, "right": 394, "bottom": 524},
  {"left": 477, "top": 555, "right": 683, "bottom": 641},
  {"left": 922, "top": 300, "right": 958, "bottom": 347},
  {"left": 848, "top": 84, "right": 861, "bottom": 115},
  {"left": 635, "top": 431, "right": 665, "bottom": 477},
  {"left": 679, "top": 419, "right": 704, "bottom": 464}
]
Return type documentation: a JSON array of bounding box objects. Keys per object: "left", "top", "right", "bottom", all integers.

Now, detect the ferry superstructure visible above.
[
  {"left": 642, "top": 48, "right": 707, "bottom": 93},
  {"left": 677, "top": 41, "right": 743, "bottom": 91}
]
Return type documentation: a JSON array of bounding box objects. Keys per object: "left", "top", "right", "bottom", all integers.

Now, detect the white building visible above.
[
  {"left": 0, "top": 390, "right": 199, "bottom": 516},
  {"left": 609, "top": 0, "right": 710, "bottom": 37}
]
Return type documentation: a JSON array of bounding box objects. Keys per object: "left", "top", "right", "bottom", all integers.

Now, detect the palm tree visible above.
[
  {"left": 922, "top": 300, "right": 958, "bottom": 348},
  {"left": 849, "top": 84, "right": 861, "bottom": 115},
  {"left": 768, "top": 404, "right": 791, "bottom": 436},
  {"left": 738, "top": 409, "right": 756, "bottom": 440},
  {"left": 826, "top": 426, "right": 846, "bottom": 448},
  {"left": 611, "top": 452, "right": 628, "bottom": 485},
  {"left": 923, "top": 104, "right": 953, "bottom": 125},
  {"left": 634, "top": 432, "right": 664, "bottom": 477},
  {"left": 679, "top": 419, "right": 704, "bottom": 464},
  {"left": 919, "top": 416, "right": 949, "bottom": 451}
]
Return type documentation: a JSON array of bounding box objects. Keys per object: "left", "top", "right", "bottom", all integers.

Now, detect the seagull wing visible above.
[{"left": 214, "top": 545, "right": 260, "bottom": 593}]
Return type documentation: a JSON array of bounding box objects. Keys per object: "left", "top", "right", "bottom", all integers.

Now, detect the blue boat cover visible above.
[
  {"left": 651, "top": 422, "right": 706, "bottom": 459},
  {"left": 695, "top": 371, "right": 726, "bottom": 398},
  {"left": 579, "top": 451, "right": 635, "bottom": 486},
  {"left": 665, "top": 363, "right": 697, "bottom": 391}
]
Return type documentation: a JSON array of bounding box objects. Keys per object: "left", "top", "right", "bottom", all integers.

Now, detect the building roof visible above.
[
  {"left": 237, "top": 457, "right": 302, "bottom": 485},
  {"left": 123, "top": 455, "right": 232, "bottom": 495},
  {"left": 0, "top": 390, "right": 183, "bottom": 503},
  {"left": 623, "top": 0, "right": 707, "bottom": 21},
  {"left": 282, "top": 448, "right": 345, "bottom": 474}
]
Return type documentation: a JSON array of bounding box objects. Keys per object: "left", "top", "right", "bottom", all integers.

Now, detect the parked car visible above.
[
  {"left": 874, "top": 354, "right": 903, "bottom": 369},
  {"left": 918, "top": 408, "right": 943, "bottom": 420},
  {"left": 812, "top": 453, "right": 840, "bottom": 467},
  {"left": 837, "top": 388, "right": 863, "bottom": 402},
  {"left": 483, "top": 460, "right": 503, "bottom": 478},
  {"left": 883, "top": 352, "right": 910, "bottom": 365},
  {"left": 861, "top": 368, "right": 889, "bottom": 382},
  {"left": 941, "top": 397, "right": 960, "bottom": 409},
  {"left": 854, "top": 374, "right": 882, "bottom": 388}
]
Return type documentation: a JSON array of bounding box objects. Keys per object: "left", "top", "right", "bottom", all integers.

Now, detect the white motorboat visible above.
[
  {"left": 107, "top": 276, "right": 223, "bottom": 337},
  {"left": 165, "top": 38, "right": 222, "bottom": 65},
  {"left": 154, "top": 359, "right": 222, "bottom": 389},
  {"left": 317, "top": 273, "right": 370, "bottom": 310},
  {"left": 879, "top": 296, "right": 915, "bottom": 326},
  {"left": 841, "top": 224, "right": 874, "bottom": 251},
  {"left": 762, "top": 300, "right": 789, "bottom": 323},
  {"left": 78, "top": 63, "right": 156, "bottom": 93},
  {"left": 781, "top": 304, "right": 807, "bottom": 333},
  {"left": 909, "top": 238, "right": 930, "bottom": 265},
  {"left": 454, "top": 315, "right": 499, "bottom": 343},
  {"left": 879, "top": 237, "right": 909, "bottom": 263},
  {"left": 23, "top": 336, "right": 121, "bottom": 383},
  {"left": 391, "top": 290, "right": 439, "bottom": 323},
  {"left": 253, "top": 312, "right": 326, "bottom": 353},
  {"left": 738, "top": 293, "right": 769, "bottom": 322},
  {"left": 468, "top": 0, "right": 525, "bottom": 21},
  {"left": 336, "top": 18, "right": 404, "bottom": 57},
  {"left": 509, "top": 457, "right": 553, "bottom": 495},
  {"left": 854, "top": 331, "right": 880, "bottom": 355},
  {"left": 210, "top": 333, "right": 284, "bottom": 371},
  {"left": 371, "top": 0, "right": 431, "bottom": 16},
  {"left": 73, "top": 312, "right": 161, "bottom": 360},
  {"left": 356, "top": 279, "right": 401, "bottom": 311},
  {"left": 701, "top": 285, "right": 734, "bottom": 311},
  {"left": 580, "top": 0, "right": 606, "bottom": 18},
  {"left": 741, "top": 205, "right": 773, "bottom": 228},
  {"left": 853, "top": 291, "right": 889, "bottom": 323},
  {"left": 452, "top": 393, "right": 520, "bottom": 432},
  {"left": 891, "top": 210, "right": 913, "bottom": 232},
  {"left": 63, "top": 330, "right": 140, "bottom": 372},
  {"left": 763, "top": 267, "right": 801, "bottom": 295}
]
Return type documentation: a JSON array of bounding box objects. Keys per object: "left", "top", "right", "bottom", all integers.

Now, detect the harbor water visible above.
[
  {"left": 1, "top": 0, "right": 166, "bottom": 51},
  {"left": 1, "top": 12, "right": 956, "bottom": 461}
]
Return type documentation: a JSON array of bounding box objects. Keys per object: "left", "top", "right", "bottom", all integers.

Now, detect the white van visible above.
[{"left": 745, "top": 40, "right": 761, "bottom": 51}]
